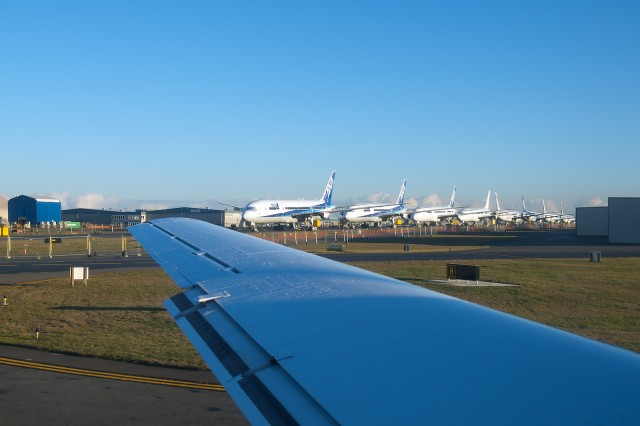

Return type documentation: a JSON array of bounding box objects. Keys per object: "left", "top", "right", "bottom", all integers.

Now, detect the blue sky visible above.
[{"left": 1, "top": 1, "right": 638, "bottom": 213}]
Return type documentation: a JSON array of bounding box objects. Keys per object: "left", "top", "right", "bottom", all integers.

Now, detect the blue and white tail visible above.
[
  {"left": 321, "top": 171, "right": 336, "bottom": 205},
  {"left": 495, "top": 192, "right": 502, "bottom": 211},
  {"left": 396, "top": 180, "right": 407, "bottom": 205},
  {"left": 448, "top": 186, "right": 457, "bottom": 208}
]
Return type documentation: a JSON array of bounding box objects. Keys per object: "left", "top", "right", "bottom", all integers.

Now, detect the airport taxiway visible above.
[{"left": 0, "top": 345, "right": 247, "bottom": 426}]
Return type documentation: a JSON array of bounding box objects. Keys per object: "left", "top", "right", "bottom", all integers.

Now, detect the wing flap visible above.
[{"left": 163, "top": 282, "right": 338, "bottom": 425}]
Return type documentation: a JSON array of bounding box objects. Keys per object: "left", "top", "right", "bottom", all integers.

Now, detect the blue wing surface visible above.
[{"left": 129, "top": 218, "right": 640, "bottom": 425}]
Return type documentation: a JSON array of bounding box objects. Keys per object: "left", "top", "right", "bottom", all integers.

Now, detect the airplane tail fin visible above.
[
  {"left": 495, "top": 192, "right": 501, "bottom": 211},
  {"left": 543, "top": 199, "right": 547, "bottom": 214},
  {"left": 448, "top": 186, "right": 456, "bottom": 208},
  {"left": 396, "top": 180, "right": 407, "bottom": 205},
  {"left": 522, "top": 196, "right": 526, "bottom": 212},
  {"left": 484, "top": 190, "right": 491, "bottom": 211},
  {"left": 321, "top": 171, "right": 336, "bottom": 205}
]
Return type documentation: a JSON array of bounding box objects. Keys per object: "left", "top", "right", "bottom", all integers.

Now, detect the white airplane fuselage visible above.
[
  {"left": 342, "top": 205, "right": 406, "bottom": 224},
  {"left": 495, "top": 210, "right": 522, "bottom": 223},
  {"left": 457, "top": 190, "right": 493, "bottom": 224},
  {"left": 457, "top": 210, "right": 494, "bottom": 224},
  {"left": 409, "top": 186, "right": 457, "bottom": 225},
  {"left": 242, "top": 200, "right": 334, "bottom": 225},
  {"left": 411, "top": 208, "right": 457, "bottom": 225},
  {"left": 342, "top": 179, "right": 408, "bottom": 225}
]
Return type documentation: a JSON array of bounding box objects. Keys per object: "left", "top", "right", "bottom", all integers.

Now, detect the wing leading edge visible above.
[{"left": 130, "top": 218, "right": 640, "bottom": 425}]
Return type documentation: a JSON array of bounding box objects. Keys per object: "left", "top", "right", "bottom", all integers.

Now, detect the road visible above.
[
  {"left": 0, "top": 345, "right": 247, "bottom": 426},
  {"left": 0, "top": 254, "right": 158, "bottom": 284}
]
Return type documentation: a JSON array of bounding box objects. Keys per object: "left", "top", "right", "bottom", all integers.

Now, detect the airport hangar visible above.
[
  {"left": 7, "top": 195, "right": 62, "bottom": 226},
  {"left": 576, "top": 197, "right": 640, "bottom": 244}
]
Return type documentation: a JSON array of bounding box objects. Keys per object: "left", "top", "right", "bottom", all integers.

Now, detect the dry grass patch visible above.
[{"left": 0, "top": 270, "right": 204, "bottom": 369}]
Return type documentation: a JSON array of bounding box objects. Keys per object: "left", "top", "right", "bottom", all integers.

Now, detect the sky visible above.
[{"left": 1, "top": 1, "right": 639, "bottom": 214}]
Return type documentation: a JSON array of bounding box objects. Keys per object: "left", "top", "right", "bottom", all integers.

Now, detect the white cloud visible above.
[
  {"left": 138, "top": 202, "right": 172, "bottom": 210},
  {"left": 50, "top": 192, "right": 70, "bottom": 209},
  {"left": 51, "top": 192, "right": 121, "bottom": 210},
  {"left": 366, "top": 192, "right": 393, "bottom": 203},
  {"left": 419, "top": 193, "right": 443, "bottom": 207},
  {"left": 575, "top": 196, "right": 607, "bottom": 208}
]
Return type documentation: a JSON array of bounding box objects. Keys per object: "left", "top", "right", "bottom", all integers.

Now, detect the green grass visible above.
[{"left": 351, "top": 257, "right": 640, "bottom": 353}]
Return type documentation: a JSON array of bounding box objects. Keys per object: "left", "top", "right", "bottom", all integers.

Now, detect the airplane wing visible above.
[
  {"left": 130, "top": 218, "right": 640, "bottom": 425},
  {"left": 289, "top": 207, "right": 334, "bottom": 222},
  {"left": 217, "top": 200, "right": 244, "bottom": 210},
  {"left": 377, "top": 210, "right": 406, "bottom": 221}
]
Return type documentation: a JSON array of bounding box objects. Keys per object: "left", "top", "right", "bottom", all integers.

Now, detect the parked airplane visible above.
[
  {"left": 493, "top": 192, "right": 523, "bottom": 224},
  {"left": 520, "top": 196, "right": 542, "bottom": 222},
  {"left": 240, "top": 171, "right": 336, "bottom": 229},
  {"left": 536, "top": 199, "right": 559, "bottom": 223},
  {"left": 340, "top": 180, "right": 408, "bottom": 227},
  {"left": 559, "top": 203, "right": 576, "bottom": 224},
  {"left": 456, "top": 190, "right": 494, "bottom": 224},
  {"left": 408, "top": 186, "right": 457, "bottom": 225},
  {"left": 522, "top": 198, "right": 560, "bottom": 223},
  {"left": 543, "top": 202, "right": 576, "bottom": 224},
  {"left": 130, "top": 218, "right": 640, "bottom": 425}
]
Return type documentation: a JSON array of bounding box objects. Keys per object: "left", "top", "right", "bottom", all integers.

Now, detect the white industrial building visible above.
[{"left": 0, "top": 193, "right": 7, "bottom": 224}]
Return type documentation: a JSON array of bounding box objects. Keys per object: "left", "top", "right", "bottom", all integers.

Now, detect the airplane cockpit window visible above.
[{"left": 245, "top": 207, "right": 257, "bottom": 212}]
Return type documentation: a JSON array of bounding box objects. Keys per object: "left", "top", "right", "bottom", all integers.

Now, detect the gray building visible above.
[
  {"left": 576, "top": 197, "right": 640, "bottom": 244},
  {"left": 62, "top": 208, "right": 115, "bottom": 225},
  {"left": 146, "top": 207, "right": 224, "bottom": 225},
  {"left": 576, "top": 206, "right": 609, "bottom": 237},
  {"left": 609, "top": 197, "right": 640, "bottom": 244},
  {"left": 61, "top": 207, "right": 235, "bottom": 228},
  {"left": 111, "top": 211, "right": 146, "bottom": 228},
  {"left": 62, "top": 208, "right": 146, "bottom": 228}
]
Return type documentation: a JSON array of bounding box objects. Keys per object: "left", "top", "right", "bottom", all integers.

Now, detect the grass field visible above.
[
  {"left": 351, "top": 257, "right": 640, "bottom": 353},
  {"left": 1, "top": 233, "right": 639, "bottom": 369},
  {"left": 0, "top": 270, "right": 205, "bottom": 369}
]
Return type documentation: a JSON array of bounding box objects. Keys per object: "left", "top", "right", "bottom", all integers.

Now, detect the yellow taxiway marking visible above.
[{"left": 0, "top": 356, "right": 225, "bottom": 392}]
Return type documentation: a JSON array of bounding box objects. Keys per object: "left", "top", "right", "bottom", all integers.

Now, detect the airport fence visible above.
[{"left": 0, "top": 234, "right": 141, "bottom": 259}]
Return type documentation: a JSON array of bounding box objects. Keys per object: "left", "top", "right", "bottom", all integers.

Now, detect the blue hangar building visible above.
[{"left": 9, "top": 195, "right": 62, "bottom": 225}]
